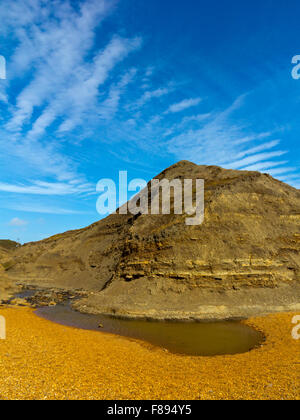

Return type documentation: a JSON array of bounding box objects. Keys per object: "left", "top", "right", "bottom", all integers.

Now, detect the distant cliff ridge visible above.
[{"left": 4, "top": 161, "right": 300, "bottom": 319}]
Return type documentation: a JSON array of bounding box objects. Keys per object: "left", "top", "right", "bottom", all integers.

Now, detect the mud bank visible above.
[{"left": 72, "top": 283, "right": 300, "bottom": 321}]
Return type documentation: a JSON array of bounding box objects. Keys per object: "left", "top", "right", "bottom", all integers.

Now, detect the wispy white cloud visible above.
[
  {"left": 181, "top": 113, "right": 211, "bottom": 124},
  {"left": 5, "top": 0, "right": 116, "bottom": 132},
  {"left": 19, "top": 35, "right": 141, "bottom": 139},
  {"left": 165, "top": 97, "right": 202, "bottom": 114},
  {"left": 98, "top": 68, "right": 137, "bottom": 120},
  {"left": 141, "top": 66, "right": 155, "bottom": 89},
  {"left": 278, "top": 174, "right": 300, "bottom": 182},
  {"left": 234, "top": 140, "right": 281, "bottom": 160},
  {"left": 9, "top": 217, "right": 28, "bottom": 227},
  {"left": 3, "top": 137, "right": 78, "bottom": 181},
  {"left": 134, "top": 87, "right": 172, "bottom": 109},
  {"left": 163, "top": 113, "right": 211, "bottom": 138},
  {"left": 0, "top": 91, "right": 8, "bottom": 103},
  {"left": 227, "top": 150, "right": 288, "bottom": 169},
  {"left": 167, "top": 95, "right": 292, "bottom": 178},
  {"left": 263, "top": 167, "right": 297, "bottom": 176},
  {"left": 168, "top": 95, "right": 249, "bottom": 163},
  {"left": 145, "top": 67, "right": 154, "bottom": 78},
  {"left": 0, "top": 180, "right": 93, "bottom": 195},
  {"left": 242, "top": 160, "right": 289, "bottom": 171},
  {"left": 0, "top": 0, "right": 141, "bottom": 184},
  {"left": 5, "top": 204, "right": 92, "bottom": 215}
]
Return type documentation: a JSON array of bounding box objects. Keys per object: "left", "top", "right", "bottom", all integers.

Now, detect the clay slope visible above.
[
  {"left": 0, "top": 240, "right": 20, "bottom": 270},
  {"left": 0, "top": 240, "right": 20, "bottom": 300},
  {"left": 5, "top": 161, "right": 300, "bottom": 319}
]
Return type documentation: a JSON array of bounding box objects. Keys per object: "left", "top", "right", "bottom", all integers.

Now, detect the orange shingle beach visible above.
[{"left": 0, "top": 308, "right": 298, "bottom": 400}]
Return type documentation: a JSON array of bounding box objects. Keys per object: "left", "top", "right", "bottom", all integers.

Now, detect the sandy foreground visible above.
[{"left": 0, "top": 308, "right": 299, "bottom": 400}]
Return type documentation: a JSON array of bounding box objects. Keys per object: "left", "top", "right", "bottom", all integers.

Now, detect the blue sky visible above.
[{"left": 0, "top": 0, "right": 300, "bottom": 243}]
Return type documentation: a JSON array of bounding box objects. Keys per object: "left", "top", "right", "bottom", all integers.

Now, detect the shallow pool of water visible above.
[{"left": 35, "top": 304, "right": 263, "bottom": 356}]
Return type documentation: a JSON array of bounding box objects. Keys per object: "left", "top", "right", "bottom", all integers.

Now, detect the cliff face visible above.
[
  {"left": 0, "top": 240, "right": 20, "bottom": 300},
  {"left": 0, "top": 240, "right": 19, "bottom": 269},
  {"left": 5, "top": 161, "right": 300, "bottom": 319}
]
